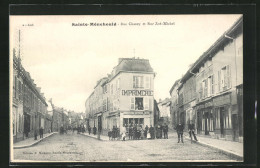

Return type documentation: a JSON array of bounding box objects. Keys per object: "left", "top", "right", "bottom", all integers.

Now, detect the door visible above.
[
  {"left": 220, "top": 107, "right": 224, "bottom": 137},
  {"left": 204, "top": 112, "right": 209, "bottom": 135},
  {"left": 98, "top": 116, "right": 102, "bottom": 132},
  {"left": 24, "top": 113, "right": 30, "bottom": 137}
]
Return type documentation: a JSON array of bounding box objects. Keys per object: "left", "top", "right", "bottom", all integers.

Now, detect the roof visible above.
[
  {"left": 181, "top": 16, "right": 243, "bottom": 83},
  {"left": 13, "top": 54, "right": 48, "bottom": 106},
  {"left": 169, "top": 79, "right": 181, "bottom": 95},
  {"left": 115, "top": 58, "right": 154, "bottom": 74}
]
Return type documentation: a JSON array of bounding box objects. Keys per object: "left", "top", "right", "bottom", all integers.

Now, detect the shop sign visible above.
[
  {"left": 124, "top": 111, "right": 150, "bottom": 115},
  {"left": 205, "top": 101, "right": 213, "bottom": 108},
  {"left": 213, "top": 93, "right": 231, "bottom": 106},
  {"left": 122, "top": 90, "right": 153, "bottom": 96}
]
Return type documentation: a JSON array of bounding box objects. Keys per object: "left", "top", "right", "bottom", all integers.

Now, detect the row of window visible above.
[
  {"left": 13, "top": 75, "right": 47, "bottom": 113},
  {"left": 103, "top": 75, "right": 152, "bottom": 95},
  {"left": 198, "top": 65, "right": 231, "bottom": 101}
]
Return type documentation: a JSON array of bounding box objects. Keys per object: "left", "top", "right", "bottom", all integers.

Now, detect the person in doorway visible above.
[
  {"left": 188, "top": 121, "right": 198, "bottom": 141},
  {"left": 175, "top": 122, "right": 184, "bottom": 143},
  {"left": 163, "top": 123, "right": 168, "bottom": 139}
]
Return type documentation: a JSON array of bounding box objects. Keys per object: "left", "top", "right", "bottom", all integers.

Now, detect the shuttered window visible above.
[
  {"left": 130, "top": 97, "right": 135, "bottom": 110},
  {"left": 144, "top": 97, "right": 149, "bottom": 110}
]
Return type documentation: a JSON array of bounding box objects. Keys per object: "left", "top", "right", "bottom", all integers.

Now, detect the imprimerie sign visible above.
[{"left": 122, "top": 90, "right": 153, "bottom": 96}]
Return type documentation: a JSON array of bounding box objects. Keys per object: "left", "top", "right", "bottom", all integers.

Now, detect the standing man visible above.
[
  {"left": 150, "top": 125, "right": 155, "bottom": 139},
  {"left": 175, "top": 122, "right": 184, "bottom": 143},
  {"left": 88, "top": 126, "right": 91, "bottom": 135},
  {"left": 129, "top": 125, "right": 133, "bottom": 140},
  {"left": 39, "top": 127, "right": 43, "bottom": 138},
  {"left": 93, "top": 126, "right": 97, "bottom": 135},
  {"left": 133, "top": 124, "right": 137, "bottom": 140},
  {"left": 144, "top": 125, "right": 148, "bottom": 139},
  {"left": 188, "top": 121, "right": 198, "bottom": 141},
  {"left": 163, "top": 123, "right": 168, "bottom": 139}
]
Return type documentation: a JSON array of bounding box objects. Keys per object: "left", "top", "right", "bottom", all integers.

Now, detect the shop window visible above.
[{"left": 133, "top": 76, "right": 144, "bottom": 88}]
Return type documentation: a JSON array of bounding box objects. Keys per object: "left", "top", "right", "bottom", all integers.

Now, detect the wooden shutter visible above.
[
  {"left": 133, "top": 76, "right": 136, "bottom": 88},
  {"left": 227, "top": 65, "right": 231, "bottom": 88},
  {"left": 218, "top": 70, "right": 221, "bottom": 92},
  {"left": 141, "top": 76, "right": 144, "bottom": 88},
  {"left": 145, "top": 76, "right": 150, "bottom": 89},
  {"left": 130, "top": 97, "right": 135, "bottom": 110},
  {"left": 212, "top": 75, "right": 214, "bottom": 95},
  {"left": 144, "top": 97, "right": 149, "bottom": 110}
]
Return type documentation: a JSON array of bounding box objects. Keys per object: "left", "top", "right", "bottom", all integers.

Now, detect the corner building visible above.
[{"left": 85, "top": 58, "right": 155, "bottom": 135}]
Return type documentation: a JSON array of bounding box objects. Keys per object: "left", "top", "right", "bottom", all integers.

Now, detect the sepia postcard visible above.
[{"left": 10, "top": 13, "right": 245, "bottom": 163}]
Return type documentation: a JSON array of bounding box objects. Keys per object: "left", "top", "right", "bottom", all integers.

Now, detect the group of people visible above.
[
  {"left": 175, "top": 122, "right": 198, "bottom": 143},
  {"left": 34, "top": 127, "right": 44, "bottom": 140},
  {"left": 107, "top": 123, "right": 169, "bottom": 141},
  {"left": 108, "top": 126, "right": 120, "bottom": 140},
  {"left": 59, "top": 126, "right": 67, "bottom": 134}
]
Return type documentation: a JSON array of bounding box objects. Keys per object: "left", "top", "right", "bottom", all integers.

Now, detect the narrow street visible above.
[{"left": 13, "top": 131, "right": 239, "bottom": 161}]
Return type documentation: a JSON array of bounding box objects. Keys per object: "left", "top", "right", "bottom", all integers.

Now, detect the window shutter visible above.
[
  {"left": 145, "top": 76, "right": 150, "bottom": 89},
  {"left": 133, "top": 76, "right": 136, "bottom": 88},
  {"left": 218, "top": 70, "right": 221, "bottom": 92},
  {"left": 227, "top": 65, "right": 231, "bottom": 88},
  {"left": 141, "top": 76, "right": 144, "bottom": 88},
  {"left": 130, "top": 97, "right": 135, "bottom": 110},
  {"left": 212, "top": 75, "right": 214, "bottom": 95},
  {"left": 144, "top": 97, "right": 149, "bottom": 110},
  {"left": 149, "top": 98, "right": 152, "bottom": 110}
]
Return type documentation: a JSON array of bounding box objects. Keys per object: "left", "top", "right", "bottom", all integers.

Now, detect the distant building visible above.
[
  {"left": 169, "top": 79, "right": 180, "bottom": 128},
  {"left": 85, "top": 57, "right": 156, "bottom": 135},
  {"left": 157, "top": 98, "right": 171, "bottom": 125}
]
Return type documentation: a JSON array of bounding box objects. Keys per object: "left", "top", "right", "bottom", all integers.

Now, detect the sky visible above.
[{"left": 10, "top": 15, "right": 242, "bottom": 112}]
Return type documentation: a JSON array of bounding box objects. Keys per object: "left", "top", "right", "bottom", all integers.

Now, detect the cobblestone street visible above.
[{"left": 13, "top": 131, "right": 239, "bottom": 162}]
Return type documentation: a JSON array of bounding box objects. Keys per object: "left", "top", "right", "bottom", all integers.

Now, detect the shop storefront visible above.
[
  {"left": 196, "top": 100, "right": 214, "bottom": 135},
  {"left": 213, "top": 93, "right": 233, "bottom": 140}
]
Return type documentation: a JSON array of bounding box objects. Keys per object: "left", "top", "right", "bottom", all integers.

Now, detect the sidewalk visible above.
[
  {"left": 182, "top": 132, "right": 243, "bottom": 160},
  {"left": 13, "top": 132, "right": 57, "bottom": 149},
  {"left": 80, "top": 132, "right": 109, "bottom": 141}
]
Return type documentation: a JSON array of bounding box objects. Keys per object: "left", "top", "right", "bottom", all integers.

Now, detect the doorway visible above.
[{"left": 220, "top": 107, "right": 225, "bottom": 137}]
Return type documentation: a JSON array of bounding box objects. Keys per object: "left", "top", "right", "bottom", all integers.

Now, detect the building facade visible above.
[
  {"left": 169, "top": 16, "right": 243, "bottom": 142},
  {"left": 169, "top": 79, "right": 180, "bottom": 128},
  {"left": 86, "top": 58, "right": 156, "bottom": 135},
  {"left": 12, "top": 52, "right": 49, "bottom": 143}
]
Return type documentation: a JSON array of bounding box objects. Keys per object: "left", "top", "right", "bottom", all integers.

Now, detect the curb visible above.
[
  {"left": 184, "top": 136, "right": 243, "bottom": 161},
  {"left": 14, "top": 132, "right": 57, "bottom": 149},
  {"left": 79, "top": 133, "right": 106, "bottom": 141}
]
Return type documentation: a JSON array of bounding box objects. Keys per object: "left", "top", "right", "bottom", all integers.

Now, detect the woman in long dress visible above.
[
  {"left": 140, "top": 126, "right": 145, "bottom": 140},
  {"left": 147, "top": 126, "right": 151, "bottom": 139}
]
